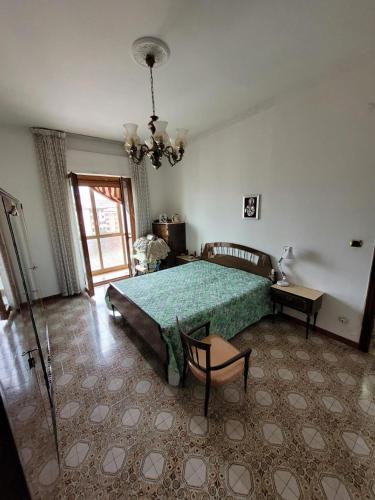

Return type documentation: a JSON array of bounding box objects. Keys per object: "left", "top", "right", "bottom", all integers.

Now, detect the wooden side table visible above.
[
  {"left": 270, "top": 284, "right": 324, "bottom": 339},
  {"left": 176, "top": 255, "right": 200, "bottom": 265}
]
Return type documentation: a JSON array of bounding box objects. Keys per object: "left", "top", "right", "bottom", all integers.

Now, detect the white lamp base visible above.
[{"left": 277, "top": 279, "right": 290, "bottom": 287}]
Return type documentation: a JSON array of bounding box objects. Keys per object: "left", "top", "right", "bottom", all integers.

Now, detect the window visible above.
[{"left": 71, "top": 174, "right": 135, "bottom": 289}]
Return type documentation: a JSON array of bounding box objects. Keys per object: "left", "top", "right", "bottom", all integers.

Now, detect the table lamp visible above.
[{"left": 277, "top": 246, "right": 295, "bottom": 287}]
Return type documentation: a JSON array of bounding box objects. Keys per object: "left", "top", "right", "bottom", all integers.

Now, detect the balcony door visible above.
[{"left": 70, "top": 174, "right": 135, "bottom": 294}]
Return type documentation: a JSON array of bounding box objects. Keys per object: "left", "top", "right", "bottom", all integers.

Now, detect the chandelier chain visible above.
[{"left": 149, "top": 65, "right": 156, "bottom": 116}]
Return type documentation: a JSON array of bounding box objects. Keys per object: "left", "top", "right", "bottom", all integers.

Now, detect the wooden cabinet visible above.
[{"left": 152, "top": 222, "right": 186, "bottom": 267}]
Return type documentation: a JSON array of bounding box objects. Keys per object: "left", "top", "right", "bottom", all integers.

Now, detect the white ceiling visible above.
[{"left": 1, "top": 0, "right": 375, "bottom": 141}]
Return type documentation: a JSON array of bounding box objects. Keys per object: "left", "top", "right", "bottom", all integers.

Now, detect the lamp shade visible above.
[
  {"left": 281, "top": 246, "right": 295, "bottom": 260},
  {"left": 153, "top": 120, "right": 168, "bottom": 140},
  {"left": 175, "top": 128, "right": 188, "bottom": 148},
  {"left": 123, "top": 123, "right": 138, "bottom": 136},
  {"left": 123, "top": 123, "right": 140, "bottom": 146}
]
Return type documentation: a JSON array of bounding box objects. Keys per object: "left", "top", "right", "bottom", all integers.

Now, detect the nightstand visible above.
[
  {"left": 176, "top": 255, "right": 200, "bottom": 265},
  {"left": 271, "top": 284, "right": 324, "bottom": 339}
]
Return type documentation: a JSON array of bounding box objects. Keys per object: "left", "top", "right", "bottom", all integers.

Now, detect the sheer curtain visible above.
[
  {"left": 67, "top": 182, "right": 88, "bottom": 293},
  {"left": 129, "top": 158, "right": 152, "bottom": 237},
  {"left": 31, "top": 128, "right": 81, "bottom": 296}
]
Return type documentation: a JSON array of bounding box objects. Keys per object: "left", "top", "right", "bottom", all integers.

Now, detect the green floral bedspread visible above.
[{"left": 106, "top": 260, "right": 271, "bottom": 385}]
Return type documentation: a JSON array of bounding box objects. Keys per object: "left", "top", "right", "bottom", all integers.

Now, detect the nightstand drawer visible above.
[{"left": 271, "top": 290, "right": 309, "bottom": 312}]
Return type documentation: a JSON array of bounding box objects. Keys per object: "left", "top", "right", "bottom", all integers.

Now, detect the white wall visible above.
[
  {"left": 66, "top": 134, "right": 130, "bottom": 176},
  {"left": 0, "top": 125, "right": 59, "bottom": 297},
  {"left": 156, "top": 60, "right": 375, "bottom": 343}
]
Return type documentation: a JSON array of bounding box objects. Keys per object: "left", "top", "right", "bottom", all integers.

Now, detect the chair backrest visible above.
[{"left": 176, "top": 318, "right": 211, "bottom": 373}]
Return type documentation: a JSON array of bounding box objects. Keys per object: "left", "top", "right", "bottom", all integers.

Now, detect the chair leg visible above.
[
  {"left": 181, "top": 358, "right": 187, "bottom": 387},
  {"left": 204, "top": 379, "right": 211, "bottom": 417},
  {"left": 112, "top": 305, "right": 115, "bottom": 317},
  {"left": 244, "top": 354, "right": 250, "bottom": 392}
]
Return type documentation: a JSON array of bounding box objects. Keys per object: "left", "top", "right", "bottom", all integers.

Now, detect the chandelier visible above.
[{"left": 124, "top": 37, "right": 188, "bottom": 169}]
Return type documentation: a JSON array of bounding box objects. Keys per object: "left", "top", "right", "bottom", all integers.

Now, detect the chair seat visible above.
[{"left": 188, "top": 335, "right": 244, "bottom": 385}]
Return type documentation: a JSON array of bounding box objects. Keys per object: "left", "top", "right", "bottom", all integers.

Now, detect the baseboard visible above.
[
  {"left": 41, "top": 293, "right": 62, "bottom": 302},
  {"left": 279, "top": 312, "right": 359, "bottom": 349},
  {"left": 19, "top": 293, "right": 63, "bottom": 307},
  {"left": 44, "top": 292, "right": 85, "bottom": 302},
  {"left": 23, "top": 292, "right": 82, "bottom": 304}
]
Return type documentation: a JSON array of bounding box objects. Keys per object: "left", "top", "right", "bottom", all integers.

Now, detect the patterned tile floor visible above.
[{"left": 7, "top": 288, "right": 375, "bottom": 498}]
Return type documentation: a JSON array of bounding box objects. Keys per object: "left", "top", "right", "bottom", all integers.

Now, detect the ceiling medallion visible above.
[{"left": 123, "top": 37, "right": 188, "bottom": 169}]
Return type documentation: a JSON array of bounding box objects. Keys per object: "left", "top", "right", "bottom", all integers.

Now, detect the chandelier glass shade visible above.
[{"left": 124, "top": 39, "right": 188, "bottom": 169}]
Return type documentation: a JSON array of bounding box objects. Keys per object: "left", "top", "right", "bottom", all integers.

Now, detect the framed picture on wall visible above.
[{"left": 242, "top": 195, "right": 260, "bottom": 219}]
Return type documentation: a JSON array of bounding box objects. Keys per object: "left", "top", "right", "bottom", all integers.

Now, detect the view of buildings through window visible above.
[
  {"left": 82, "top": 190, "right": 120, "bottom": 235},
  {"left": 79, "top": 186, "right": 129, "bottom": 280}
]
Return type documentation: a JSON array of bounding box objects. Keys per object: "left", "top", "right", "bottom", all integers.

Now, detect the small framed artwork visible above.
[
  {"left": 242, "top": 195, "right": 260, "bottom": 219},
  {"left": 159, "top": 213, "right": 168, "bottom": 223}
]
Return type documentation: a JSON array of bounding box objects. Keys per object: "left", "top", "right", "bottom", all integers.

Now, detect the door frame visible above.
[
  {"left": 359, "top": 247, "right": 375, "bottom": 352},
  {"left": 69, "top": 173, "right": 135, "bottom": 294},
  {"left": 120, "top": 176, "right": 136, "bottom": 277}
]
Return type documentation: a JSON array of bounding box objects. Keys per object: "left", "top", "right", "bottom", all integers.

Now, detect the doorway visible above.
[
  {"left": 70, "top": 174, "right": 135, "bottom": 294},
  {"left": 359, "top": 247, "right": 375, "bottom": 353}
]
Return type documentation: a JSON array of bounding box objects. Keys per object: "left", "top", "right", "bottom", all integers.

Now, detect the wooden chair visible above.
[{"left": 176, "top": 318, "right": 251, "bottom": 417}]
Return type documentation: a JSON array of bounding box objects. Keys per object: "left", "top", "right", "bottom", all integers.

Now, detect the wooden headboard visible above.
[{"left": 202, "top": 242, "right": 274, "bottom": 281}]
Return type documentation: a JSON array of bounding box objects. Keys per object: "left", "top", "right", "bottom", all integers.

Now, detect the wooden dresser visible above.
[{"left": 152, "top": 222, "right": 186, "bottom": 267}]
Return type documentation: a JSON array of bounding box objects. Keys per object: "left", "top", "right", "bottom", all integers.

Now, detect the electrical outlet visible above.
[{"left": 338, "top": 316, "right": 348, "bottom": 324}]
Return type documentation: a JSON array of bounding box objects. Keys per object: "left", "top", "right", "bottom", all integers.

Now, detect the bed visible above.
[{"left": 106, "top": 242, "right": 274, "bottom": 385}]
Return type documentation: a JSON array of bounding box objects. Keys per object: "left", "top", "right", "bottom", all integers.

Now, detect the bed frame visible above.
[
  {"left": 107, "top": 242, "right": 274, "bottom": 382},
  {"left": 201, "top": 242, "right": 273, "bottom": 280}
]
